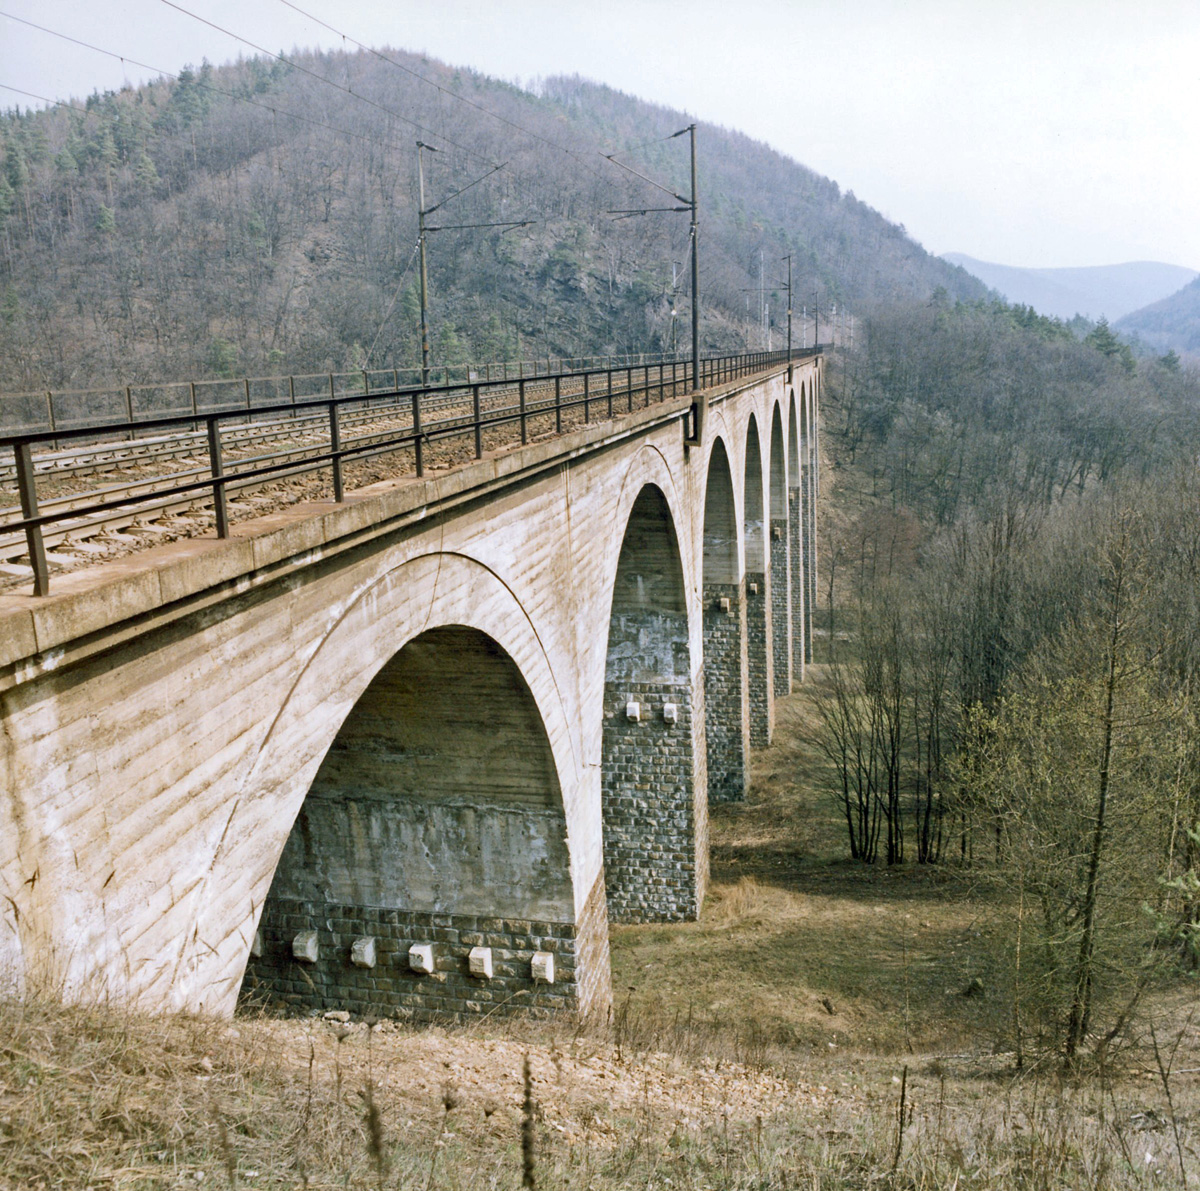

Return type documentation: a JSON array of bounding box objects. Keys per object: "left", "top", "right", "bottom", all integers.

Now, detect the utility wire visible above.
[
  {"left": 0, "top": 10, "right": 423, "bottom": 157},
  {"left": 0, "top": 83, "right": 90, "bottom": 113},
  {"left": 365, "top": 239, "right": 421, "bottom": 366},
  {"left": 3, "top": 7, "right": 662, "bottom": 249},
  {"left": 157, "top": 0, "right": 619, "bottom": 224},
  {"left": 273, "top": 0, "right": 611, "bottom": 183},
  {"left": 159, "top": 0, "right": 493, "bottom": 166}
]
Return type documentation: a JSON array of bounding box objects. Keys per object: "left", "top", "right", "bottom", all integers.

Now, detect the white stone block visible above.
[
  {"left": 748, "top": 581, "right": 759, "bottom": 597},
  {"left": 625, "top": 700, "right": 641, "bottom": 721},
  {"left": 350, "top": 936, "right": 377, "bottom": 969},
  {"left": 773, "top": 524, "right": 784, "bottom": 540},
  {"left": 718, "top": 596, "right": 731, "bottom": 614},
  {"left": 409, "top": 942, "right": 435, "bottom": 974},
  {"left": 532, "top": 951, "right": 555, "bottom": 984},
  {"left": 662, "top": 702, "right": 678, "bottom": 725},
  {"left": 250, "top": 929, "right": 263, "bottom": 958},
  {"left": 292, "top": 930, "right": 319, "bottom": 963},
  {"left": 468, "top": 945, "right": 494, "bottom": 978}
]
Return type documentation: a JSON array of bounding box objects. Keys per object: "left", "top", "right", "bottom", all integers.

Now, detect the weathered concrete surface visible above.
[{"left": 0, "top": 359, "right": 820, "bottom": 1019}]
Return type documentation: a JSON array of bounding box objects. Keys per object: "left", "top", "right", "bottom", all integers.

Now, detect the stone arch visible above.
[
  {"left": 769, "top": 402, "right": 792, "bottom": 697},
  {"left": 801, "top": 381, "right": 816, "bottom": 665},
  {"left": 788, "top": 387, "right": 805, "bottom": 679},
  {"left": 701, "top": 437, "right": 750, "bottom": 803},
  {"left": 245, "top": 625, "right": 582, "bottom": 1020},
  {"left": 600, "top": 483, "right": 706, "bottom": 922},
  {"left": 178, "top": 552, "right": 609, "bottom": 1019},
  {"left": 743, "top": 415, "right": 773, "bottom": 744}
]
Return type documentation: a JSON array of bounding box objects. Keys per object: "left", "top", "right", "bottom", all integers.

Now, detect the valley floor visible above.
[{"left": 3, "top": 685, "right": 1198, "bottom": 1189}]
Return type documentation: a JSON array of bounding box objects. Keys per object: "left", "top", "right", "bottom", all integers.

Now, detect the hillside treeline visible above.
[
  {"left": 0, "top": 48, "right": 983, "bottom": 391},
  {"left": 818, "top": 298, "right": 1200, "bottom": 1059}
]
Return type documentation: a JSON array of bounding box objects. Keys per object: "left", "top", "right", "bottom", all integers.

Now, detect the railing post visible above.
[
  {"left": 627, "top": 367, "right": 633, "bottom": 413},
  {"left": 190, "top": 381, "right": 198, "bottom": 419},
  {"left": 519, "top": 378, "right": 527, "bottom": 444},
  {"left": 289, "top": 375, "right": 296, "bottom": 420},
  {"left": 329, "top": 401, "right": 344, "bottom": 502},
  {"left": 45, "top": 391, "right": 56, "bottom": 437},
  {"left": 554, "top": 375, "right": 562, "bottom": 433},
  {"left": 412, "top": 389, "right": 424, "bottom": 476},
  {"left": 206, "top": 416, "right": 229, "bottom": 539},
  {"left": 244, "top": 377, "right": 251, "bottom": 411},
  {"left": 583, "top": 372, "right": 590, "bottom": 424},
  {"left": 15, "top": 441, "right": 49, "bottom": 597},
  {"left": 473, "top": 384, "right": 482, "bottom": 459},
  {"left": 125, "top": 385, "right": 135, "bottom": 441},
  {"left": 607, "top": 368, "right": 613, "bottom": 418}
]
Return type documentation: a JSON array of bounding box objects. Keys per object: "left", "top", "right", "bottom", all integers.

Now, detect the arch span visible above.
[
  {"left": 769, "top": 402, "right": 792, "bottom": 697},
  {"left": 599, "top": 483, "right": 707, "bottom": 921},
  {"left": 743, "top": 415, "right": 773, "bottom": 745},
  {"left": 701, "top": 437, "right": 749, "bottom": 803},
  {"left": 179, "top": 551, "right": 610, "bottom": 1019},
  {"left": 788, "top": 388, "right": 806, "bottom": 679},
  {"left": 801, "top": 382, "right": 817, "bottom": 665}
]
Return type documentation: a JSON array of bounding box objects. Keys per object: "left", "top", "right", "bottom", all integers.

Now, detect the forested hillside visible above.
[
  {"left": 1116, "top": 273, "right": 1200, "bottom": 357},
  {"left": 817, "top": 299, "right": 1200, "bottom": 1059},
  {"left": 0, "top": 47, "right": 984, "bottom": 391}
]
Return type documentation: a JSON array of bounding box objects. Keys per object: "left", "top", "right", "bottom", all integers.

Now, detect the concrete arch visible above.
[
  {"left": 743, "top": 414, "right": 773, "bottom": 744},
  {"left": 179, "top": 550, "right": 595, "bottom": 1016},
  {"left": 788, "top": 388, "right": 806, "bottom": 679},
  {"left": 769, "top": 402, "right": 792, "bottom": 697},
  {"left": 800, "top": 380, "right": 817, "bottom": 665},
  {"left": 702, "top": 437, "right": 750, "bottom": 803},
  {"left": 702, "top": 436, "right": 739, "bottom": 586},
  {"left": 599, "top": 481, "right": 707, "bottom": 922},
  {"left": 769, "top": 402, "right": 788, "bottom": 520},
  {"left": 248, "top": 623, "right": 587, "bottom": 1020},
  {"left": 743, "top": 415, "right": 766, "bottom": 573}
]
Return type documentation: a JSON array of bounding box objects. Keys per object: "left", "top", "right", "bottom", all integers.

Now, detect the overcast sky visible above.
[{"left": 3, "top": 0, "right": 1198, "bottom": 271}]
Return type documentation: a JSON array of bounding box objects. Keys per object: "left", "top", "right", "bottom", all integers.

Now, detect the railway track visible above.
[
  {"left": 0, "top": 375, "right": 563, "bottom": 485},
  {"left": 0, "top": 368, "right": 671, "bottom": 582}
]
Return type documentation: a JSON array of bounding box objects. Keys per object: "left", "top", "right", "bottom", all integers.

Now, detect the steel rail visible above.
[{"left": 2, "top": 349, "right": 815, "bottom": 594}]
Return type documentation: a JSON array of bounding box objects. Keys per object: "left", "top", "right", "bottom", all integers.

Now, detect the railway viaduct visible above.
[{"left": 0, "top": 357, "right": 820, "bottom": 1022}]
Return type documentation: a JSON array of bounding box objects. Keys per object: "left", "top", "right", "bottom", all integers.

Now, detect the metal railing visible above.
[
  {"left": 0, "top": 351, "right": 705, "bottom": 438},
  {"left": 3, "top": 348, "right": 816, "bottom": 596}
]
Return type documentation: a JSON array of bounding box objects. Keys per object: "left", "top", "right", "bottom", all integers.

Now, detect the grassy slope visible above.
[{"left": 610, "top": 688, "right": 1013, "bottom": 1058}]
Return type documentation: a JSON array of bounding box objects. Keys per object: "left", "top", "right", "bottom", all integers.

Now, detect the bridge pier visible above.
[
  {"left": 703, "top": 580, "right": 749, "bottom": 803},
  {"left": 600, "top": 486, "right": 707, "bottom": 923},
  {"left": 789, "top": 486, "right": 804, "bottom": 681},
  {"left": 701, "top": 438, "right": 749, "bottom": 804},
  {"left": 769, "top": 406, "right": 793, "bottom": 699},
  {"left": 770, "top": 518, "right": 791, "bottom": 697}
]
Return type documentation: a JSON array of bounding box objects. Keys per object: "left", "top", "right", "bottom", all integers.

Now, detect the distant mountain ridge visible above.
[
  {"left": 942, "top": 254, "right": 1197, "bottom": 322},
  {"left": 1116, "top": 276, "right": 1200, "bottom": 357}
]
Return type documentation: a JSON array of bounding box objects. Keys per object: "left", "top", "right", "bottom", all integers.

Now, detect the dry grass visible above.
[
  {"left": 3, "top": 993, "right": 1199, "bottom": 1189},
  {"left": 611, "top": 687, "right": 1013, "bottom": 1056},
  {"left": 4, "top": 686, "right": 1200, "bottom": 1187}
]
